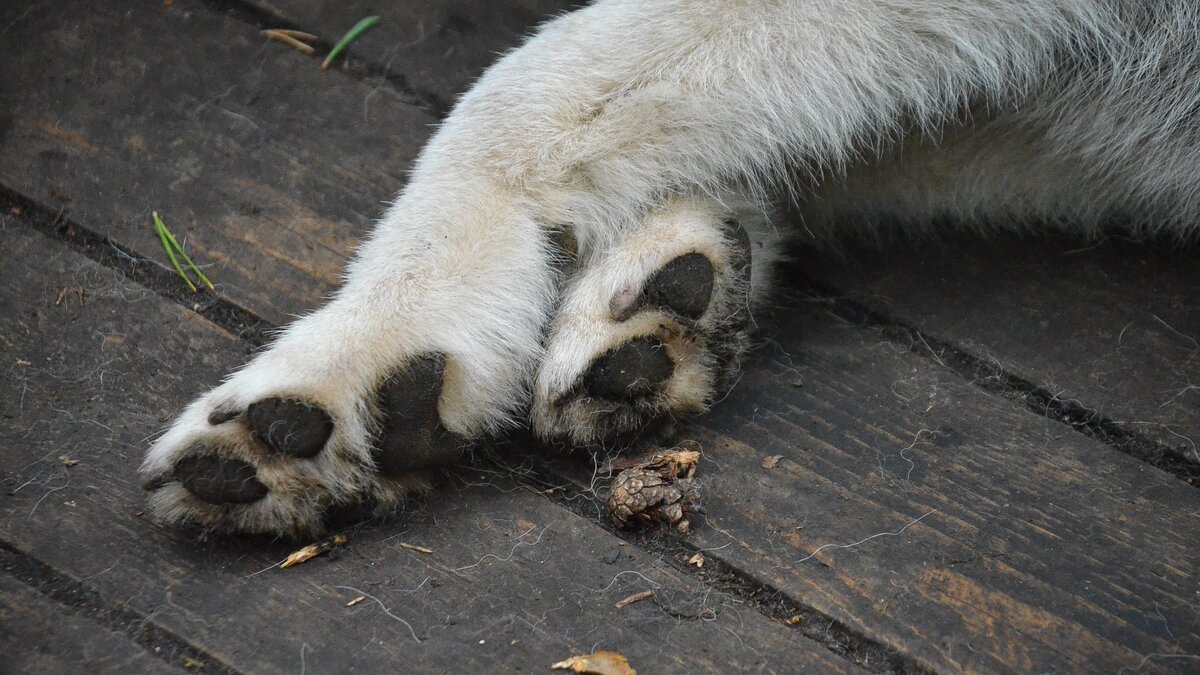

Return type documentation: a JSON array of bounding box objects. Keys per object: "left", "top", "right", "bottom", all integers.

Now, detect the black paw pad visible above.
[
  {"left": 374, "top": 354, "right": 465, "bottom": 475},
  {"left": 175, "top": 455, "right": 268, "bottom": 505},
  {"left": 247, "top": 398, "right": 333, "bottom": 459},
  {"left": 611, "top": 253, "right": 715, "bottom": 322},
  {"left": 584, "top": 337, "right": 674, "bottom": 400},
  {"left": 642, "top": 252, "right": 715, "bottom": 319}
]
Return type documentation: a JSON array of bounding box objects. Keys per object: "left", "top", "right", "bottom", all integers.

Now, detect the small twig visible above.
[
  {"left": 333, "top": 585, "right": 421, "bottom": 643},
  {"left": 398, "top": 542, "right": 433, "bottom": 554},
  {"left": 322, "top": 16, "right": 380, "bottom": 70},
  {"left": 614, "top": 590, "right": 655, "bottom": 609},
  {"left": 261, "top": 29, "right": 316, "bottom": 55}
]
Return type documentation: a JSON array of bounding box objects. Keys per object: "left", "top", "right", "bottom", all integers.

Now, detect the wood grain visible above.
[
  {"left": 0, "top": 575, "right": 175, "bottom": 674},
  {"left": 245, "top": 0, "right": 583, "bottom": 112},
  {"left": 799, "top": 233, "right": 1200, "bottom": 469},
  {"left": 0, "top": 0, "right": 432, "bottom": 324},
  {"left": 529, "top": 292, "right": 1200, "bottom": 673}
]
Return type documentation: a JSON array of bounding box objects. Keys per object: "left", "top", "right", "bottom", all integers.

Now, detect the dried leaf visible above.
[
  {"left": 281, "top": 534, "right": 349, "bottom": 569},
  {"left": 552, "top": 651, "right": 636, "bottom": 675},
  {"left": 761, "top": 454, "right": 783, "bottom": 469},
  {"left": 58, "top": 455, "right": 80, "bottom": 467},
  {"left": 346, "top": 596, "right": 365, "bottom": 607},
  {"left": 687, "top": 552, "right": 704, "bottom": 568},
  {"left": 786, "top": 614, "right": 804, "bottom": 626},
  {"left": 613, "top": 590, "right": 655, "bottom": 609}
]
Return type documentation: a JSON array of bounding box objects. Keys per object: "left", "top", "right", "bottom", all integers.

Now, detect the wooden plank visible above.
[
  {"left": 799, "top": 234, "right": 1200, "bottom": 468},
  {"left": 0, "top": 0, "right": 433, "bottom": 324},
  {"left": 244, "top": 0, "right": 582, "bottom": 111},
  {"left": 0, "top": 224, "right": 857, "bottom": 673},
  {"left": 0, "top": 575, "right": 175, "bottom": 674},
  {"left": 527, "top": 292, "right": 1200, "bottom": 673}
]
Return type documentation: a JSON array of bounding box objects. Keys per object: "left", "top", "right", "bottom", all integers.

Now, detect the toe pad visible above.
[
  {"left": 247, "top": 398, "right": 333, "bottom": 459},
  {"left": 175, "top": 455, "right": 268, "bottom": 505}
]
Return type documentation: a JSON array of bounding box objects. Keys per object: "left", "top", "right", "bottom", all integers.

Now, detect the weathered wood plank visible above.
[
  {"left": 0, "top": 224, "right": 857, "bottom": 673},
  {"left": 0, "top": 575, "right": 175, "bottom": 674},
  {"left": 244, "top": 0, "right": 581, "bottom": 111},
  {"left": 0, "top": 0, "right": 433, "bottom": 324},
  {"left": 800, "top": 234, "right": 1200, "bottom": 467},
  {"left": 528, "top": 292, "right": 1200, "bottom": 673}
]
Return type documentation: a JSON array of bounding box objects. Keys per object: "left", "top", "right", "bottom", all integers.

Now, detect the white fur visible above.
[{"left": 142, "top": 0, "right": 1199, "bottom": 536}]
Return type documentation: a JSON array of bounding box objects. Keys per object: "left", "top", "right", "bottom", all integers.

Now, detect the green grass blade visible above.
[
  {"left": 321, "top": 16, "right": 380, "bottom": 70},
  {"left": 153, "top": 212, "right": 196, "bottom": 293},
  {"left": 157, "top": 221, "right": 216, "bottom": 292}
]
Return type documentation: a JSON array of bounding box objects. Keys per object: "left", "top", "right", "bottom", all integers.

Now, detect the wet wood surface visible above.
[{"left": 1, "top": 0, "right": 1197, "bottom": 673}]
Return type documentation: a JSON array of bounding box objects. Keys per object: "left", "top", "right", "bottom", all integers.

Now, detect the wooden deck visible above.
[{"left": 1, "top": 1, "right": 1197, "bottom": 672}]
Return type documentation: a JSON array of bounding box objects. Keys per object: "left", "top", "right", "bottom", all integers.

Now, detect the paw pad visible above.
[
  {"left": 374, "top": 354, "right": 465, "bottom": 475},
  {"left": 583, "top": 336, "right": 674, "bottom": 400},
  {"left": 247, "top": 398, "right": 333, "bottom": 459},
  {"left": 610, "top": 252, "right": 715, "bottom": 321},
  {"left": 175, "top": 455, "right": 268, "bottom": 505}
]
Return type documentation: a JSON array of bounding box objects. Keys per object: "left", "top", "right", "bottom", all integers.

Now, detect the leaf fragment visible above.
[
  {"left": 761, "top": 454, "right": 783, "bottom": 469},
  {"left": 551, "top": 651, "right": 636, "bottom": 675},
  {"left": 280, "top": 534, "right": 349, "bottom": 569}
]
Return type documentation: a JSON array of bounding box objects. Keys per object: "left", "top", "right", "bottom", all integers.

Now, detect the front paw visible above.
[{"left": 140, "top": 349, "right": 468, "bottom": 538}]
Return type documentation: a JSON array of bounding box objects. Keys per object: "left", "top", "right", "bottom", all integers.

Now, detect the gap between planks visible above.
[
  {"left": 0, "top": 541, "right": 242, "bottom": 675},
  {"left": 198, "top": 0, "right": 449, "bottom": 117},
  {"left": 793, "top": 274, "right": 1200, "bottom": 484}
]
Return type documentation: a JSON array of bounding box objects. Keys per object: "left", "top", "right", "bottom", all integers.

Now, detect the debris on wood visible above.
[
  {"left": 16, "top": 359, "right": 31, "bottom": 366},
  {"left": 9, "top": 206, "right": 22, "bottom": 216},
  {"left": 322, "top": 16, "right": 380, "bottom": 70},
  {"left": 761, "top": 454, "right": 783, "bottom": 469},
  {"left": 182, "top": 656, "right": 204, "bottom": 669},
  {"left": 605, "top": 445, "right": 701, "bottom": 534},
  {"left": 785, "top": 614, "right": 804, "bottom": 626},
  {"left": 55, "top": 285, "right": 84, "bottom": 306},
  {"left": 152, "top": 211, "right": 214, "bottom": 293},
  {"left": 399, "top": 542, "right": 433, "bottom": 554},
  {"left": 261, "top": 29, "right": 317, "bottom": 55},
  {"left": 552, "top": 650, "right": 636, "bottom": 675},
  {"left": 613, "top": 590, "right": 655, "bottom": 609},
  {"left": 280, "top": 534, "right": 349, "bottom": 569},
  {"left": 345, "top": 595, "right": 365, "bottom": 607},
  {"left": 58, "top": 455, "right": 80, "bottom": 467},
  {"left": 687, "top": 552, "right": 704, "bottom": 568}
]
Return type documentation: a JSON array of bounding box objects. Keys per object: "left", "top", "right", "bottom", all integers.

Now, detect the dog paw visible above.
[
  {"left": 532, "top": 196, "right": 778, "bottom": 444},
  {"left": 139, "top": 345, "right": 474, "bottom": 538}
]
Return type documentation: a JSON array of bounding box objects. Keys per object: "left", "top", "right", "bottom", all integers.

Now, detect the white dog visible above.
[{"left": 140, "top": 0, "right": 1199, "bottom": 536}]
